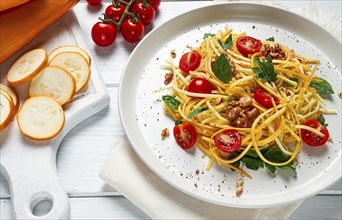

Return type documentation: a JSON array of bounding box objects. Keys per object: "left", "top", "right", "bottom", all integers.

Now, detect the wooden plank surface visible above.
[{"left": 0, "top": 1, "right": 341, "bottom": 219}]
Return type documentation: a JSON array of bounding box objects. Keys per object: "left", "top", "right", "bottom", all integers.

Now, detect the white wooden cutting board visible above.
[{"left": 0, "top": 11, "right": 110, "bottom": 219}]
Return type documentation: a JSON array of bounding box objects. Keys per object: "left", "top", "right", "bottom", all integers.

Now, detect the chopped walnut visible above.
[
  {"left": 161, "top": 128, "right": 170, "bottom": 140},
  {"left": 170, "top": 49, "right": 176, "bottom": 58},
  {"left": 235, "top": 178, "right": 244, "bottom": 197},
  {"left": 164, "top": 72, "right": 174, "bottom": 85},
  {"left": 227, "top": 97, "right": 259, "bottom": 128},
  {"left": 338, "top": 92, "right": 342, "bottom": 98},
  {"left": 261, "top": 43, "right": 287, "bottom": 60}
]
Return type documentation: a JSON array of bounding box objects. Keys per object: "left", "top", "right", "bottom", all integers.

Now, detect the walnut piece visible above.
[
  {"left": 227, "top": 97, "right": 259, "bottom": 128},
  {"left": 164, "top": 72, "right": 174, "bottom": 85},
  {"left": 261, "top": 43, "right": 287, "bottom": 60},
  {"left": 235, "top": 178, "right": 244, "bottom": 197},
  {"left": 161, "top": 128, "right": 170, "bottom": 140}
]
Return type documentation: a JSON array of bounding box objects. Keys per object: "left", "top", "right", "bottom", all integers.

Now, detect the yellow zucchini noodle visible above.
[{"left": 161, "top": 27, "right": 335, "bottom": 178}]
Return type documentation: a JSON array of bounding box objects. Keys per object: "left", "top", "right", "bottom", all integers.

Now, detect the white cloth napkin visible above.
[
  {"left": 100, "top": 139, "right": 302, "bottom": 220},
  {"left": 100, "top": 2, "right": 341, "bottom": 219}
]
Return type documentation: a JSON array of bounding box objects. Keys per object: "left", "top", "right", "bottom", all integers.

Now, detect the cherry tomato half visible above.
[
  {"left": 179, "top": 50, "right": 201, "bottom": 73},
  {"left": 121, "top": 18, "right": 145, "bottom": 43},
  {"left": 105, "top": 4, "right": 126, "bottom": 23},
  {"left": 91, "top": 22, "right": 117, "bottom": 47},
  {"left": 213, "top": 129, "right": 242, "bottom": 153},
  {"left": 173, "top": 123, "right": 197, "bottom": 149},
  {"left": 254, "top": 87, "right": 280, "bottom": 109},
  {"left": 86, "top": 0, "right": 102, "bottom": 6},
  {"left": 187, "top": 77, "right": 212, "bottom": 94},
  {"left": 301, "top": 119, "right": 329, "bottom": 147},
  {"left": 236, "top": 36, "right": 262, "bottom": 57},
  {"left": 150, "top": 0, "right": 161, "bottom": 9},
  {"left": 131, "top": 2, "right": 155, "bottom": 26}
]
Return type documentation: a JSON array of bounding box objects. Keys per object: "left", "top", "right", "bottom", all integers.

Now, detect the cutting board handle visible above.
[{"left": 1, "top": 145, "right": 70, "bottom": 220}]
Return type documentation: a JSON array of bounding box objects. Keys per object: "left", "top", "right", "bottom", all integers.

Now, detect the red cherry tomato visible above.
[
  {"left": 105, "top": 4, "right": 126, "bottom": 23},
  {"left": 254, "top": 87, "right": 280, "bottom": 109},
  {"left": 121, "top": 18, "right": 145, "bottom": 43},
  {"left": 86, "top": 0, "right": 102, "bottom": 6},
  {"left": 179, "top": 50, "right": 201, "bottom": 73},
  {"left": 150, "top": 0, "right": 161, "bottom": 9},
  {"left": 91, "top": 22, "right": 117, "bottom": 47},
  {"left": 301, "top": 119, "right": 329, "bottom": 147},
  {"left": 131, "top": 2, "right": 155, "bottom": 26},
  {"left": 187, "top": 78, "right": 212, "bottom": 94},
  {"left": 173, "top": 123, "right": 197, "bottom": 149},
  {"left": 213, "top": 129, "right": 242, "bottom": 153},
  {"left": 236, "top": 36, "right": 262, "bottom": 57}
]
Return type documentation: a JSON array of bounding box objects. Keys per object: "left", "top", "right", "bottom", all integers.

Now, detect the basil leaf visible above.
[
  {"left": 241, "top": 157, "right": 264, "bottom": 170},
  {"left": 317, "top": 114, "right": 328, "bottom": 127},
  {"left": 278, "top": 165, "right": 297, "bottom": 177},
  {"left": 309, "top": 78, "right": 334, "bottom": 95},
  {"left": 218, "top": 34, "right": 233, "bottom": 50},
  {"left": 284, "top": 77, "right": 299, "bottom": 87},
  {"left": 203, "top": 33, "right": 215, "bottom": 39},
  {"left": 162, "top": 95, "right": 180, "bottom": 110},
  {"left": 175, "top": 120, "right": 182, "bottom": 125},
  {"left": 187, "top": 107, "right": 208, "bottom": 119},
  {"left": 266, "top": 164, "right": 276, "bottom": 174},
  {"left": 264, "top": 146, "right": 291, "bottom": 163},
  {"left": 244, "top": 150, "right": 259, "bottom": 158},
  {"left": 253, "top": 56, "right": 277, "bottom": 83},
  {"left": 213, "top": 54, "right": 233, "bottom": 84},
  {"left": 265, "top": 37, "right": 275, "bottom": 42}
]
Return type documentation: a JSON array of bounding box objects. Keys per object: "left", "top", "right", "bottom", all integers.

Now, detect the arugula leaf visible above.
[
  {"left": 284, "top": 77, "right": 299, "bottom": 87},
  {"left": 266, "top": 164, "right": 276, "bottom": 174},
  {"left": 264, "top": 146, "right": 292, "bottom": 164},
  {"left": 317, "top": 114, "right": 328, "bottom": 127},
  {"left": 278, "top": 166, "right": 297, "bottom": 177},
  {"left": 252, "top": 56, "right": 277, "bottom": 83},
  {"left": 187, "top": 107, "right": 208, "bottom": 119},
  {"left": 213, "top": 54, "right": 233, "bottom": 84},
  {"left": 162, "top": 95, "right": 180, "bottom": 110},
  {"left": 241, "top": 157, "right": 264, "bottom": 170},
  {"left": 218, "top": 34, "right": 233, "bottom": 50},
  {"left": 309, "top": 78, "right": 334, "bottom": 95},
  {"left": 203, "top": 33, "right": 215, "bottom": 39},
  {"left": 244, "top": 150, "right": 259, "bottom": 158},
  {"left": 265, "top": 37, "right": 275, "bottom": 42}
]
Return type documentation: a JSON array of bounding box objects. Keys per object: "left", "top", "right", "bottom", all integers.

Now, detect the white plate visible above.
[{"left": 119, "top": 3, "right": 341, "bottom": 208}]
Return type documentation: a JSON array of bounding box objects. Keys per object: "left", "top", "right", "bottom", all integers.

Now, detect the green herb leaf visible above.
[
  {"left": 218, "top": 34, "right": 233, "bottom": 50},
  {"left": 213, "top": 54, "right": 233, "bottom": 84},
  {"left": 266, "top": 164, "right": 276, "bottom": 174},
  {"left": 162, "top": 95, "right": 180, "bottom": 110},
  {"left": 252, "top": 56, "right": 277, "bottom": 83},
  {"left": 309, "top": 78, "right": 334, "bottom": 95},
  {"left": 264, "top": 146, "right": 292, "bottom": 164},
  {"left": 317, "top": 114, "right": 328, "bottom": 127},
  {"left": 284, "top": 77, "right": 299, "bottom": 87},
  {"left": 278, "top": 165, "right": 297, "bottom": 177},
  {"left": 175, "top": 120, "right": 182, "bottom": 125},
  {"left": 265, "top": 37, "right": 275, "bottom": 42},
  {"left": 244, "top": 150, "right": 259, "bottom": 158},
  {"left": 241, "top": 157, "right": 264, "bottom": 170},
  {"left": 203, "top": 33, "right": 215, "bottom": 39},
  {"left": 187, "top": 107, "right": 208, "bottom": 119}
]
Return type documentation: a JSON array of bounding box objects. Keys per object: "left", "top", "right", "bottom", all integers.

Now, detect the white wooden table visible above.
[{"left": 1, "top": 1, "right": 341, "bottom": 219}]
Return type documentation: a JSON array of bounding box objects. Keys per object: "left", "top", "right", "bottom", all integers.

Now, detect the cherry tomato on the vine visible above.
[
  {"left": 173, "top": 123, "right": 197, "bottom": 149},
  {"left": 150, "top": 0, "right": 161, "bottom": 9},
  {"left": 86, "top": 0, "right": 102, "bottom": 6},
  {"left": 105, "top": 4, "right": 126, "bottom": 23},
  {"left": 301, "top": 119, "right": 329, "bottom": 147},
  {"left": 187, "top": 78, "right": 212, "bottom": 94},
  {"left": 253, "top": 87, "right": 280, "bottom": 109},
  {"left": 236, "top": 36, "right": 262, "bottom": 57},
  {"left": 91, "top": 22, "right": 117, "bottom": 47},
  {"left": 131, "top": 2, "right": 155, "bottom": 26},
  {"left": 213, "top": 129, "right": 242, "bottom": 153},
  {"left": 121, "top": 18, "right": 145, "bottom": 43},
  {"left": 179, "top": 50, "right": 201, "bottom": 73}
]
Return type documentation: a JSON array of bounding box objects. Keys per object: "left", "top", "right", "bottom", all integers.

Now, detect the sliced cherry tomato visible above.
[
  {"left": 253, "top": 87, "right": 280, "bottom": 109},
  {"left": 86, "top": 0, "right": 102, "bottom": 6},
  {"left": 213, "top": 129, "right": 242, "bottom": 153},
  {"left": 121, "top": 18, "right": 145, "bottom": 43},
  {"left": 179, "top": 50, "right": 201, "bottom": 73},
  {"left": 131, "top": 2, "right": 155, "bottom": 26},
  {"left": 301, "top": 119, "right": 329, "bottom": 147},
  {"left": 150, "top": 0, "right": 161, "bottom": 9},
  {"left": 91, "top": 22, "right": 117, "bottom": 47},
  {"left": 105, "top": 4, "right": 126, "bottom": 23},
  {"left": 187, "top": 77, "right": 212, "bottom": 94},
  {"left": 236, "top": 36, "right": 262, "bottom": 57},
  {"left": 173, "top": 123, "right": 197, "bottom": 149}
]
